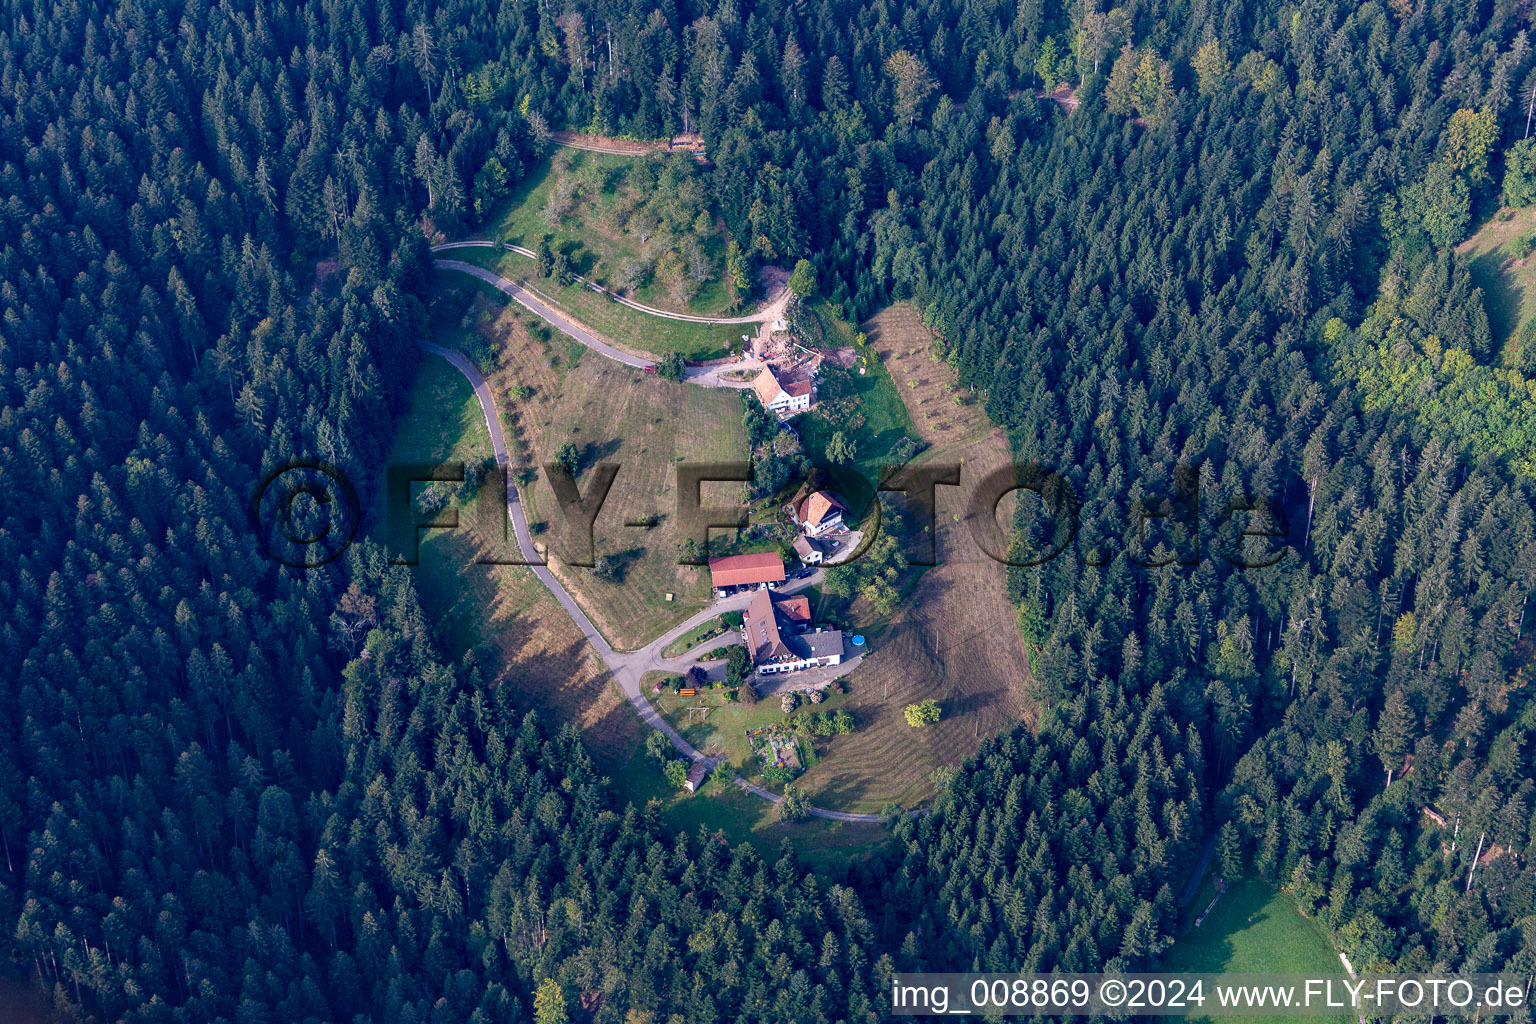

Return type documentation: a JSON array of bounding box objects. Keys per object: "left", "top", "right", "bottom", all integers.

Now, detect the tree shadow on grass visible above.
[
  {"left": 579, "top": 437, "right": 623, "bottom": 466},
  {"left": 591, "top": 545, "right": 646, "bottom": 584},
  {"left": 1465, "top": 246, "right": 1523, "bottom": 352}
]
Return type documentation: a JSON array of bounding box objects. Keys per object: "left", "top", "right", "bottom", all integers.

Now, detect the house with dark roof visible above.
[
  {"left": 683, "top": 761, "right": 710, "bottom": 793},
  {"left": 742, "top": 589, "right": 844, "bottom": 676},
  {"left": 791, "top": 535, "right": 826, "bottom": 565},
  {"left": 708, "top": 552, "right": 785, "bottom": 591}
]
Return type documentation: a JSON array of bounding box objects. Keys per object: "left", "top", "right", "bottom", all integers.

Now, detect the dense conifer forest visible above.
[{"left": 1, "top": 0, "right": 1534, "bottom": 1019}]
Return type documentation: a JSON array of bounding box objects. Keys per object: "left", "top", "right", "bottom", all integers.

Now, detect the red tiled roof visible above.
[
  {"left": 708, "top": 552, "right": 785, "bottom": 587},
  {"left": 751, "top": 367, "right": 783, "bottom": 406},
  {"left": 779, "top": 596, "right": 811, "bottom": 623},
  {"left": 798, "top": 490, "right": 845, "bottom": 528},
  {"left": 783, "top": 379, "right": 814, "bottom": 398}
]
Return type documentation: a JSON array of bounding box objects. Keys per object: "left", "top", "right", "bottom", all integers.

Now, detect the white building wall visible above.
[
  {"left": 805, "top": 512, "right": 842, "bottom": 537},
  {"left": 756, "top": 653, "right": 842, "bottom": 675}
]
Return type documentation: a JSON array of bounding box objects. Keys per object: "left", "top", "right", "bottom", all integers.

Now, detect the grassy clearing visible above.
[
  {"left": 798, "top": 305, "right": 921, "bottom": 485},
  {"left": 384, "top": 337, "right": 888, "bottom": 865},
  {"left": 375, "top": 350, "right": 642, "bottom": 768},
  {"left": 1162, "top": 878, "right": 1349, "bottom": 1024},
  {"left": 382, "top": 351, "right": 494, "bottom": 471},
  {"left": 481, "top": 148, "right": 735, "bottom": 316},
  {"left": 651, "top": 684, "right": 856, "bottom": 785},
  {"left": 433, "top": 283, "right": 749, "bottom": 648},
  {"left": 517, "top": 354, "right": 746, "bottom": 647},
  {"left": 1457, "top": 205, "right": 1536, "bottom": 364},
  {"left": 660, "top": 613, "right": 737, "bottom": 658},
  {"left": 372, "top": 351, "right": 498, "bottom": 651},
  {"left": 389, "top": 290, "right": 1031, "bottom": 832},
  {"left": 452, "top": 244, "right": 745, "bottom": 360},
  {"left": 606, "top": 738, "right": 889, "bottom": 875}
]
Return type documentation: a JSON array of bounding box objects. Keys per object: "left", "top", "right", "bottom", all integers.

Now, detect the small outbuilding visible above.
[{"left": 684, "top": 761, "right": 711, "bottom": 793}]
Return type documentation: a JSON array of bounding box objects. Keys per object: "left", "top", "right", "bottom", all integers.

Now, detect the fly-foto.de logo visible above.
[{"left": 250, "top": 456, "right": 1291, "bottom": 572}]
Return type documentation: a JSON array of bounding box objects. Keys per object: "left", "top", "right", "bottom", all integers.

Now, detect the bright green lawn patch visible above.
[
  {"left": 799, "top": 306, "right": 922, "bottom": 486},
  {"left": 451, "top": 244, "right": 743, "bottom": 360},
  {"left": 381, "top": 350, "right": 493, "bottom": 468},
  {"left": 660, "top": 614, "right": 737, "bottom": 659},
  {"left": 1162, "top": 878, "right": 1349, "bottom": 1024},
  {"left": 605, "top": 736, "right": 886, "bottom": 875},
  {"left": 652, "top": 685, "right": 855, "bottom": 788},
  {"left": 811, "top": 297, "right": 862, "bottom": 347},
  {"left": 370, "top": 347, "right": 491, "bottom": 545}
]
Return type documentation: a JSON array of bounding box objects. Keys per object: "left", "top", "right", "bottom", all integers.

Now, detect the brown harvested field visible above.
[
  {"left": 791, "top": 304, "right": 1036, "bottom": 812},
  {"left": 453, "top": 288, "right": 750, "bottom": 650},
  {"left": 865, "top": 303, "right": 997, "bottom": 452},
  {"left": 794, "top": 471, "right": 1037, "bottom": 811}
]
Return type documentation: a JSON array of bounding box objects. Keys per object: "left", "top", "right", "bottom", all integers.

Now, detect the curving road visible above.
[
  {"left": 434, "top": 258, "right": 656, "bottom": 367},
  {"left": 432, "top": 240, "right": 786, "bottom": 325},
  {"left": 547, "top": 130, "right": 708, "bottom": 163},
  {"left": 418, "top": 340, "right": 883, "bottom": 823},
  {"left": 433, "top": 247, "right": 769, "bottom": 385}
]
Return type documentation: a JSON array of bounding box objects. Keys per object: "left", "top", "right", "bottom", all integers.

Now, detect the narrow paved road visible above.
[
  {"left": 434, "top": 247, "right": 769, "bottom": 384},
  {"left": 433, "top": 259, "right": 654, "bottom": 368},
  {"left": 432, "top": 240, "right": 786, "bottom": 325},
  {"left": 418, "top": 341, "right": 884, "bottom": 823}
]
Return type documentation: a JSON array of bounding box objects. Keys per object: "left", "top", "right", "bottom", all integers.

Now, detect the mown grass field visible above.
[
  {"left": 787, "top": 303, "right": 1035, "bottom": 812},
  {"left": 481, "top": 149, "right": 735, "bottom": 315},
  {"left": 452, "top": 244, "right": 745, "bottom": 360},
  {"left": 432, "top": 284, "right": 749, "bottom": 648},
  {"left": 792, "top": 567, "right": 1033, "bottom": 812},
  {"left": 798, "top": 303, "right": 922, "bottom": 486},
  {"left": 660, "top": 613, "right": 735, "bottom": 658},
  {"left": 1162, "top": 878, "right": 1350, "bottom": 1024}
]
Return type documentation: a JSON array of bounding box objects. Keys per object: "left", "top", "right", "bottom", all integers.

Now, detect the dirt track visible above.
[{"left": 549, "top": 130, "right": 707, "bottom": 162}]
